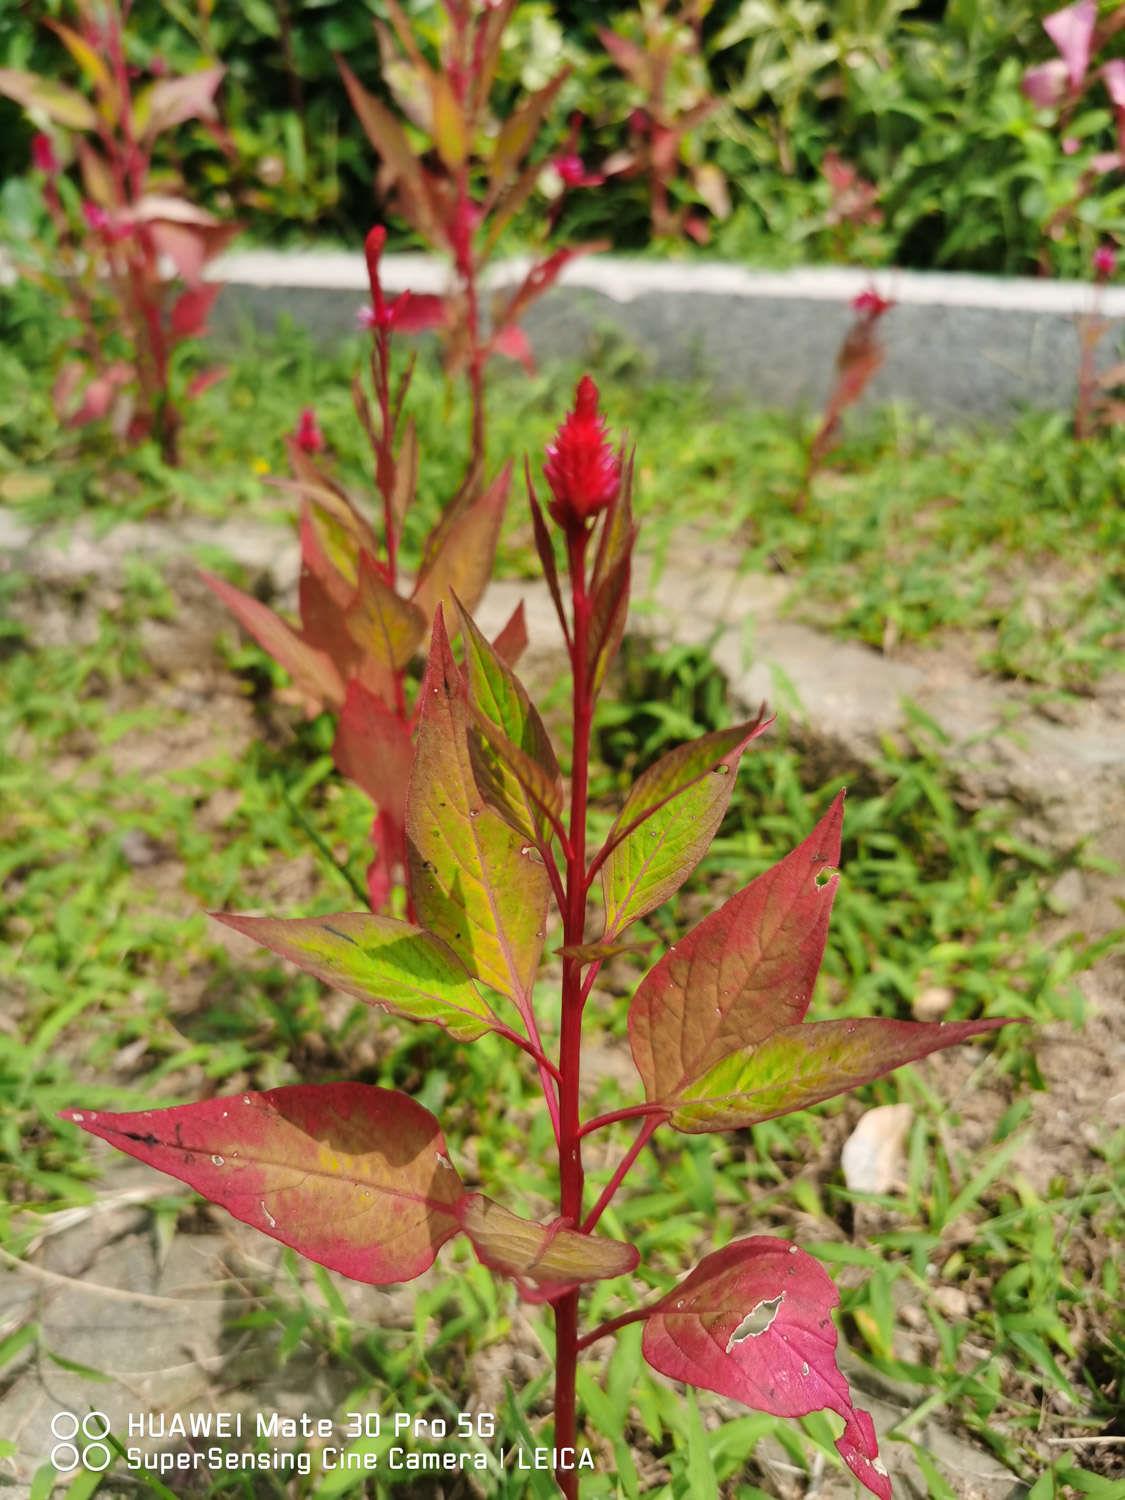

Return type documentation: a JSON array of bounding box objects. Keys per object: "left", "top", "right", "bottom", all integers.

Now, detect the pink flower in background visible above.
[
  {"left": 1092, "top": 243, "right": 1117, "bottom": 279},
  {"left": 1044, "top": 0, "right": 1096, "bottom": 89},
  {"left": 293, "top": 407, "right": 325, "bottom": 454},
  {"left": 31, "top": 133, "right": 58, "bottom": 174},
  {"left": 852, "top": 288, "right": 893, "bottom": 317},
  {"left": 82, "top": 201, "right": 110, "bottom": 232},
  {"left": 553, "top": 153, "right": 605, "bottom": 190}
]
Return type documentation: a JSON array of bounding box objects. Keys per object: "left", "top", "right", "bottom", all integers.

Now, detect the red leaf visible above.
[
  {"left": 201, "top": 568, "right": 345, "bottom": 712},
  {"left": 629, "top": 793, "right": 844, "bottom": 1104},
  {"left": 61, "top": 1085, "right": 466, "bottom": 1285},
  {"left": 185, "top": 365, "right": 227, "bottom": 399},
  {"left": 491, "top": 600, "right": 528, "bottom": 667},
  {"left": 333, "top": 678, "right": 414, "bottom": 823},
  {"left": 642, "top": 1237, "right": 890, "bottom": 1499},
  {"left": 143, "top": 65, "right": 225, "bottom": 137},
  {"left": 389, "top": 292, "right": 448, "bottom": 333},
  {"left": 170, "top": 282, "right": 221, "bottom": 338},
  {"left": 63, "top": 362, "right": 132, "bottom": 427},
  {"left": 490, "top": 323, "right": 535, "bottom": 373}
]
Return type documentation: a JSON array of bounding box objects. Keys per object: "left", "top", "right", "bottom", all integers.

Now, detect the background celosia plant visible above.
[
  {"left": 65, "top": 378, "right": 1020, "bottom": 1496},
  {"left": 204, "top": 225, "right": 523, "bottom": 912},
  {"left": 596, "top": 0, "right": 730, "bottom": 244},
  {"left": 338, "top": 0, "right": 606, "bottom": 479},
  {"left": 0, "top": 0, "right": 235, "bottom": 463},
  {"left": 802, "top": 286, "right": 894, "bottom": 505}
]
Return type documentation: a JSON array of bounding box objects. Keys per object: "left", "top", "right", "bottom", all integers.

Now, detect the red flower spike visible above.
[
  {"left": 364, "top": 224, "right": 388, "bottom": 324},
  {"left": 31, "top": 133, "right": 58, "bottom": 175},
  {"left": 1093, "top": 243, "right": 1117, "bottom": 280},
  {"left": 543, "top": 375, "right": 621, "bottom": 529},
  {"left": 852, "top": 288, "right": 893, "bottom": 317},
  {"left": 294, "top": 406, "right": 325, "bottom": 454}
]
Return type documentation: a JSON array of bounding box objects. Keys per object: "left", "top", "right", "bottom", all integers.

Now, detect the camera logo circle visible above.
[{"left": 50, "top": 1412, "right": 111, "bottom": 1472}]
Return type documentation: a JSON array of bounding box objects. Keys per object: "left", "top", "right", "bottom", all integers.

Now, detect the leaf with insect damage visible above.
[
  {"left": 601, "top": 716, "right": 770, "bottom": 940},
  {"left": 459, "top": 1195, "right": 637, "bottom": 1299},
  {"left": 407, "top": 608, "right": 548, "bottom": 1001},
  {"left": 214, "top": 911, "right": 499, "bottom": 1043},
  {"left": 669, "top": 1016, "right": 1018, "bottom": 1132},
  {"left": 61, "top": 1085, "right": 466, "bottom": 1285},
  {"left": 629, "top": 794, "right": 845, "bottom": 1103},
  {"left": 200, "top": 569, "right": 344, "bottom": 712},
  {"left": 642, "top": 1237, "right": 890, "bottom": 1499}
]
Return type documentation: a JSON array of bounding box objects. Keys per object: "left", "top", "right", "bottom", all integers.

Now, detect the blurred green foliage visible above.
[{"left": 1, "top": 2, "right": 1123, "bottom": 267}]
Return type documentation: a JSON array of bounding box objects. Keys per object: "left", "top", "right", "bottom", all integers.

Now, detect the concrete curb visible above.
[{"left": 209, "top": 251, "right": 1125, "bottom": 422}]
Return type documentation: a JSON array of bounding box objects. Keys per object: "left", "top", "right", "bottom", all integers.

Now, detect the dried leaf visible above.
[{"left": 460, "top": 1195, "right": 637, "bottom": 1296}]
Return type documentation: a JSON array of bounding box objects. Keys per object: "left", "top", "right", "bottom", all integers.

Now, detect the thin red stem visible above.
[
  {"left": 578, "top": 1103, "right": 666, "bottom": 1140},
  {"left": 554, "top": 523, "right": 593, "bottom": 1498},
  {"left": 581, "top": 1115, "right": 660, "bottom": 1234},
  {"left": 576, "top": 1307, "right": 649, "bottom": 1354},
  {"left": 490, "top": 1022, "right": 562, "bottom": 1085}
]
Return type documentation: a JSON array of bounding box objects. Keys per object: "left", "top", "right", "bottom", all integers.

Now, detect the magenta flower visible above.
[
  {"left": 544, "top": 375, "right": 621, "bottom": 530},
  {"left": 553, "top": 153, "right": 605, "bottom": 190},
  {"left": 82, "top": 201, "right": 110, "bottom": 232},
  {"left": 31, "top": 133, "right": 58, "bottom": 175},
  {"left": 1093, "top": 243, "right": 1117, "bottom": 279},
  {"left": 293, "top": 407, "right": 325, "bottom": 454},
  {"left": 852, "top": 288, "right": 893, "bottom": 317}
]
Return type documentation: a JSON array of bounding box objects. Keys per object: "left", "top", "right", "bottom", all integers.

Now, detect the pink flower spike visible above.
[
  {"left": 1062, "top": 135, "right": 1081, "bottom": 155},
  {"left": 293, "top": 407, "right": 325, "bottom": 454},
  {"left": 82, "top": 201, "right": 109, "bottom": 232},
  {"left": 1093, "top": 244, "right": 1117, "bottom": 280},
  {"left": 364, "top": 225, "right": 388, "bottom": 323},
  {"left": 1044, "top": 0, "right": 1096, "bottom": 90},
  {"left": 31, "top": 133, "right": 58, "bottom": 175},
  {"left": 852, "top": 288, "right": 893, "bottom": 317},
  {"left": 543, "top": 375, "right": 621, "bottom": 530},
  {"left": 1022, "top": 58, "right": 1070, "bottom": 109}
]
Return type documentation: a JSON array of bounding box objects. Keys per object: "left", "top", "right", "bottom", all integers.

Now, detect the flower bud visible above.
[
  {"left": 544, "top": 376, "right": 620, "bottom": 529},
  {"left": 31, "top": 133, "right": 58, "bottom": 175},
  {"left": 294, "top": 407, "right": 325, "bottom": 454},
  {"left": 1093, "top": 243, "right": 1117, "bottom": 280}
]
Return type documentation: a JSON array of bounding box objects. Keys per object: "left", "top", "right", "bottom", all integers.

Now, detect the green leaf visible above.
[
  {"left": 669, "top": 1017, "right": 1016, "bottom": 1131},
  {"left": 456, "top": 598, "right": 562, "bottom": 842},
  {"left": 0, "top": 69, "right": 97, "bottom": 130},
  {"left": 602, "top": 722, "right": 766, "bottom": 939},
  {"left": 214, "top": 910, "right": 501, "bottom": 1042},
  {"left": 407, "top": 608, "right": 549, "bottom": 1001}
]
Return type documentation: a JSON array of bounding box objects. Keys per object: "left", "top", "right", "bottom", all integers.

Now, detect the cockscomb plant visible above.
[
  {"left": 65, "top": 378, "right": 1017, "bottom": 1497},
  {"left": 802, "top": 286, "right": 893, "bottom": 508},
  {"left": 0, "top": 0, "right": 234, "bottom": 463},
  {"left": 203, "top": 225, "right": 523, "bottom": 912},
  {"left": 339, "top": 0, "right": 606, "bottom": 477}
]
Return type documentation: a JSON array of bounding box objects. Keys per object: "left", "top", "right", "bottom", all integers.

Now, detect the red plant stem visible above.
[
  {"left": 374, "top": 329, "right": 398, "bottom": 583},
  {"left": 575, "top": 1307, "right": 649, "bottom": 1354},
  {"left": 581, "top": 1115, "right": 660, "bottom": 1234},
  {"left": 554, "top": 523, "right": 593, "bottom": 1498},
  {"left": 577, "top": 1103, "right": 666, "bottom": 1139}
]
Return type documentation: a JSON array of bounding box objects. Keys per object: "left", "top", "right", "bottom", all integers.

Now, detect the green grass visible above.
[
  {"left": 2, "top": 287, "right": 1123, "bottom": 691},
  {"left": 1, "top": 294, "right": 1121, "bottom": 1496}
]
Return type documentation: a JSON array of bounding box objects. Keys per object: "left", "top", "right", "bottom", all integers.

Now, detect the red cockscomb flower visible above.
[
  {"left": 293, "top": 407, "right": 325, "bottom": 454},
  {"left": 544, "top": 375, "right": 620, "bottom": 529}
]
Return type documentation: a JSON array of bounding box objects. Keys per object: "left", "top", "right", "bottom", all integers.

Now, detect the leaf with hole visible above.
[{"left": 641, "top": 1237, "right": 890, "bottom": 1499}]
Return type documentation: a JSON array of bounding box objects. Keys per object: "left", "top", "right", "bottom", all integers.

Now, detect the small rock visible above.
[
  {"left": 118, "top": 829, "right": 167, "bottom": 868},
  {"left": 931, "top": 1285, "right": 970, "bottom": 1320},
  {"left": 912, "top": 984, "right": 954, "bottom": 1022},
  {"left": 841, "top": 1103, "right": 913, "bottom": 1194},
  {"left": 1046, "top": 867, "right": 1085, "bottom": 914}
]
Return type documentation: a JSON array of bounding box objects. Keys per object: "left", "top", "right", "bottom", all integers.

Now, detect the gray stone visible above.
[{"left": 208, "top": 251, "right": 1125, "bottom": 423}]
